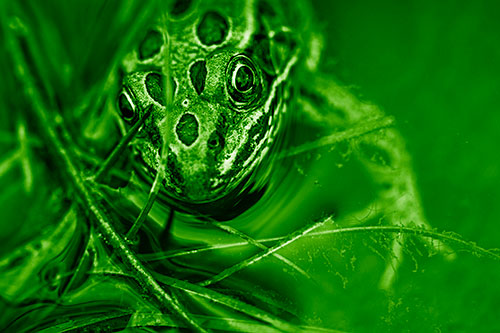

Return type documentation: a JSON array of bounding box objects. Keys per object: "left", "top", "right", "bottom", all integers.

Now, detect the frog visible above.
[
  {"left": 115, "top": 0, "right": 450, "bottom": 286},
  {"left": 117, "top": 0, "right": 306, "bottom": 211}
]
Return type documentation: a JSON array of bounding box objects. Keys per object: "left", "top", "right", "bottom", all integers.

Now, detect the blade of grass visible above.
[
  {"left": 126, "top": 10, "right": 174, "bottom": 240},
  {"left": 211, "top": 222, "right": 314, "bottom": 282},
  {"left": 132, "top": 312, "right": 282, "bottom": 333},
  {"left": 301, "top": 225, "right": 500, "bottom": 260},
  {"left": 37, "top": 311, "right": 133, "bottom": 333},
  {"left": 93, "top": 105, "right": 152, "bottom": 183},
  {"left": 126, "top": 165, "right": 164, "bottom": 240},
  {"left": 140, "top": 240, "right": 281, "bottom": 261},
  {"left": 0, "top": 149, "right": 21, "bottom": 178},
  {"left": 6, "top": 16, "right": 207, "bottom": 333},
  {"left": 130, "top": 312, "right": 346, "bottom": 333},
  {"left": 17, "top": 118, "right": 33, "bottom": 193},
  {"left": 279, "top": 115, "right": 394, "bottom": 159},
  {"left": 153, "top": 272, "right": 299, "bottom": 332},
  {"left": 0, "top": 130, "right": 42, "bottom": 146},
  {"left": 198, "top": 217, "right": 334, "bottom": 287},
  {"left": 141, "top": 224, "right": 500, "bottom": 262}
]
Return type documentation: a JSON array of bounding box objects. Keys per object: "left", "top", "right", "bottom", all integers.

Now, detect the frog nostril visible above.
[
  {"left": 208, "top": 138, "right": 218, "bottom": 148},
  {"left": 176, "top": 113, "right": 199, "bottom": 146},
  {"left": 208, "top": 131, "right": 224, "bottom": 150}
]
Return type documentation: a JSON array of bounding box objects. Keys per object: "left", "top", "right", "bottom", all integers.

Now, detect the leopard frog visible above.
[
  {"left": 115, "top": 0, "right": 449, "bottom": 292},
  {"left": 117, "top": 0, "right": 310, "bottom": 207}
]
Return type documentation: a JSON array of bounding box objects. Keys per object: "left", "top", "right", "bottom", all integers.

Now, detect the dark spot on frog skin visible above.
[
  {"left": 189, "top": 60, "right": 207, "bottom": 95},
  {"left": 145, "top": 73, "right": 165, "bottom": 105},
  {"left": 176, "top": 113, "right": 199, "bottom": 146},
  {"left": 196, "top": 11, "right": 229, "bottom": 46},
  {"left": 145, "top": 72, "right": 177, "bottom": 106},
  {"left": 138, "top": 29, "right": 164, "bottom": 60},
  {"left": 170, "top": 0, "right": 193, "bottom": 16}
]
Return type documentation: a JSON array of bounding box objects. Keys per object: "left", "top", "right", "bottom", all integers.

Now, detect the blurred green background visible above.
[
  {"left": 315, "top": 0, "right": 500, "bottom": 329},
  {"left": 317, "top": 0, "right": 500, "bottom": 246}
]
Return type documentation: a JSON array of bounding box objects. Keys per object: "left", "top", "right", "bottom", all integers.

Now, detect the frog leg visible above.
[
  {"left": 352, "top": 126, "right": 456, "bottom": 290},
  {"left": 296, "top": 75, "right": 454, "bottom": 289}
]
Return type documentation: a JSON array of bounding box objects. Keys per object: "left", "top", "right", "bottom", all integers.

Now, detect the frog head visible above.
[{"left": 117, "top": 0, "right": 300, "bottom": 205}]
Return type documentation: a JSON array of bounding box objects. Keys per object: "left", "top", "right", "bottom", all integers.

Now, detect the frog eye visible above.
[
  {"left": 117, "top": 91, "right": 137, "bottom": 123},
  {"left": 226, "top": 55, "right": 262, "bottom": 110},
  {"left": 233, "top": 64, "right": 254, "bottom": 93}
]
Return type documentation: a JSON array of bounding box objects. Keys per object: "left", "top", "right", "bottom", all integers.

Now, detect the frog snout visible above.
[
  {"left": 175, "top": 113, "right": 199, "bottom": 146},
  {"left": 168, "top": 111, "right": 228, "bottom": 202}
]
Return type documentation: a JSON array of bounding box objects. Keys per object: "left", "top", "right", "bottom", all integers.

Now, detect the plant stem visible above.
[
  {"left": 199, "top": 217, "right": 333, "bottom": 287},
  {"left": 6, "top": 21, "right": 207, "bottom": 333},
  {"left": 126, "top": 166, "right": 164, "bottom": 240},
  {"left": 212, "top": 222, "right": 314, "bottom": 282},
  {"left": 279, "top": 115, "right": 395, "bottom": 159},
  {"left": 93, "top": 105, "right": 152, "bottom": 183},
  {"left": 17, "top": 119, "right": 33, "bottom": 193}
]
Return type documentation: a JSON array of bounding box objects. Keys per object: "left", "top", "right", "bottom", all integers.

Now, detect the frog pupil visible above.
[
  {"left": 234, "top": 65, "right": 254, "bottom": 92},
  {"left": 118, "top": 93, "right": 134, "bottom": 121}
]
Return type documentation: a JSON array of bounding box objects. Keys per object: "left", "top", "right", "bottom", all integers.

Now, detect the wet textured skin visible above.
[
  {"left": 111, "top": 0, "right": 453, "bottom": 305},
  {"left": 117, "top": 0, "right": 304, "bottom": 204}
]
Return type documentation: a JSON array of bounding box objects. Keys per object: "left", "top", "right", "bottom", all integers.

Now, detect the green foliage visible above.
[{"left": 1, "top": 0, "right": 499, "bottom": 332}]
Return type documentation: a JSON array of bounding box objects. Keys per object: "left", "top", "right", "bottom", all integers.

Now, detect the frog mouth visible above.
[
  {"left": 175, "top": 172, "right": 233, "bottom": 203},
  {"left": 162, "top": 155, "right": 229, "bottom": 204},
  {"left": 180, "top": 179, "right": 221, "bottom": 203}
]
